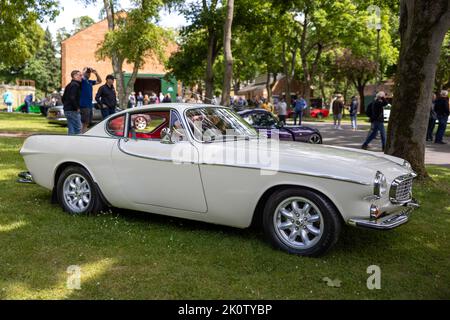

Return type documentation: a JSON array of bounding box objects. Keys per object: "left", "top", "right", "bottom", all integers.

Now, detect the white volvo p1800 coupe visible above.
[{"left": 20, "top": 104, "right": 419, "bottom": 256}]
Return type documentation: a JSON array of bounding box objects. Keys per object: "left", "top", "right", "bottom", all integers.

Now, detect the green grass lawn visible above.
[
  {"left": 0, "top": 136, "right": 449, "bottom": 299},
  {"left": 0, "top": 112, "right": 66, "bottom": 134}
]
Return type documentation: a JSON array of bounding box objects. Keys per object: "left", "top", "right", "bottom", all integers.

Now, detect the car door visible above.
[{"left": 111, "top": 109, "right": 207, "bottom": 213}]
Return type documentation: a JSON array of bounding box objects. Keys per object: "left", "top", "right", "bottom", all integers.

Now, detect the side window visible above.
[
  {"left": 129, "top": 111, "right": 170, "bottom": 140},
  {"left": 107, "top": 115, "right": 125, "bottom": 137},
  {"left": 170, "top": 110, "right": 187, "bottom": 142}
]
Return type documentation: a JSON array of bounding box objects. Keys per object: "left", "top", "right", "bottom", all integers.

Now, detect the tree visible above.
[
  {"left": 221, "top": 0, "right": 234, "bottom": 106},
  {"left": 22, "top": 28, "right": 61, "bottom": 95},
  {"left": 435, "top": 32, "right": 450, "bottom": 90},
  {"left": 0, "top": 0, "right": 58, "bottom": 67},
  {"left": 386, "top": 0, "right": 450, "bottom": 178},
  {"left": 334, "top": 49, "right": 377, "bottom": 112},
  {"left": 72, "top": 16, "right": 95, "bottom": 33},
  {"left": 95, "top": 0, "right": 169, "bottom": 107}
]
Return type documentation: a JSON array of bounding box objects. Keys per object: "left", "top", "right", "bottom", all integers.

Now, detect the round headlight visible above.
[
  {"left": 374, "top": 171, "right": 387, "bottom": 197},
  {"left": 403, "top": 160, "right": 412, "bottom": 170}
]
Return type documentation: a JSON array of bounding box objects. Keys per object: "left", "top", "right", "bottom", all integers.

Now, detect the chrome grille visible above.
[{"left": 390, "top": 174, "right": 415, "bottom": 203}]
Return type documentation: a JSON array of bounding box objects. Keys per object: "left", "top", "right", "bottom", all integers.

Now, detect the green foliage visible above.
[
  {"left": 0, "top": 0, "right": 59, "bottom": 67},
  {"left": 72, "top": 16, "right": 96, "bottom": 33},
  {"left": 96, "top": 0, "right": 169, "bottom": 69},
  {"left": 21, "top": 28, "right": 61, "bottom": 95},
  {"left": 435, "top": 32, "right": 450, "bottom": 90}
]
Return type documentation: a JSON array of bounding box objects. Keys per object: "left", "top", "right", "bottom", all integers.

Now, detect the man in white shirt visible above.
[{"left": 277, "top": 98, "right": 288, "bottom": 125}]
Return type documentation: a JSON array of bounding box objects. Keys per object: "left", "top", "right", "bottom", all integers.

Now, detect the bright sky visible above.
[{"left": 41, "top": 0, "right": 187, "bottom": 36}]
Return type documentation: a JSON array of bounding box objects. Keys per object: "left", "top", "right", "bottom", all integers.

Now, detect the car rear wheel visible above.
[
  {"left": 308, "top": 133, "right": 322, "bottom": 144},
  {"left": 134, "top": 116, "right": 148, "bottom": 130},
  {"left": 262, "top": 188, "right": 342, "bottom": 256},
  {"left": 57, "top": 166, "right": 105, "bottom": 215}
]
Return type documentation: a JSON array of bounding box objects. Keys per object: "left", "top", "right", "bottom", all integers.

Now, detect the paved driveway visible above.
[{"left": 299, "top": 121, "right": 450, "bottom": 168}]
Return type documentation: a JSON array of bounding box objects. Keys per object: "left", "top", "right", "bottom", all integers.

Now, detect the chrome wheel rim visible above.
[
  {"left": 63, "top": 174, "right": 91, "bottom": 213},
  {"left": 134, "top": 117, "right": 147, "bottom": 130},
  {"left": 273, "top": 197, "right": 323, "bottom": 249},
  {"left": 309, "top": 133, "right": 321, "bottom": 144}
]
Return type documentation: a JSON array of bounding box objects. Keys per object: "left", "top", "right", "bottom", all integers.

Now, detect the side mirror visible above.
[{"left": 160, "top": 127, "right": 174, "bottom": 144}]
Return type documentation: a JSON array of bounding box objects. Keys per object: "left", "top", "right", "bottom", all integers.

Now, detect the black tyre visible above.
[
  {"left": 262, "top": 188, "right": 342, "bottom": 257},
  {"left": 308, "top": 133, "right": 322, "bottom": 144},
  {"left": 56, "top": 166, "right": 106, "bottom": 215}
]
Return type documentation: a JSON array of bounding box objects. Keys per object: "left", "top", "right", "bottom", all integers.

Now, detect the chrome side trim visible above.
[{"left": 117, "top": 139, "right": 370, "bottom": 185}]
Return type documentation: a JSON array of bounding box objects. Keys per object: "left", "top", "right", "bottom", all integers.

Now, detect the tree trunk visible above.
[
  {"left": 103, "top": 0, "right": 126, "bottom": 108},
  {"left": 282, "top": 41, "right": 291, "bottom": 105},
  {"left": 205, "top": 32, "right": 217, "bottom": 102},
  {"left": 221, "top": 0, "right": 234, "bottom": 106},
  {"left": 357, "top": 83, "right": 365, "bottom": 115},
  {"left": 266, "top": 72, "right": 272, "bottom": 102},
  {"left": 386, "top": 0, "right": 450, "bottom": 178}
]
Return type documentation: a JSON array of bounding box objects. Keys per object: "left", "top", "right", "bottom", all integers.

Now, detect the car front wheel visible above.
[
  {"left": 262, "top": 188, "right": 342, "bottom": 256},
  {"left": 57, "top": 166, "right": 106, "bottom": 215}
]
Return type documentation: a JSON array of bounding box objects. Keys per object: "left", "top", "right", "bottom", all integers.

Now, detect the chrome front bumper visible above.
[{"left": 348, "top": 199, "right": 419, "bottom": 230}]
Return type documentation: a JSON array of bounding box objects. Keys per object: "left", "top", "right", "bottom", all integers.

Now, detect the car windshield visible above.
[{"left": 185, "top": 107, "right": 258, "bottom": 142}]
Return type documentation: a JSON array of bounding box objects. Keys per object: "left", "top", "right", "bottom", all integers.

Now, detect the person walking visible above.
[
  {"left": 349, "top": 96, "right": 358, "bottom": 131},
  {"left": 62, "top": 70, "right": 82, "bottom": 135},
  {"left": 426, "top": 93, "right": 437, "bottom": 141},
  {"left": 332, "top": 94, "right": 344, "bottom": 130},
  {"left": 2, "top": 90, "right": 13, "bottom": 112},
  {"left": 23, "top": 93, "right": 33, "bottom": 113},
  {"left": 277, "top": 97, "right": 288, "bottom": 125},
  {"left": 434, "top": 90, "right": 449, "bottom": 144},
  {"left": 95, "top": 74, "right": 117, "bottom": 120},
  {"left": 293, "top": 96, "right": 307, "bottom": 125},
  {"left": 80, "top": 67, "right": 102, "bottom": 133},
  {"left": 361, "top": 91, "right": 388, "bottom": 151}
]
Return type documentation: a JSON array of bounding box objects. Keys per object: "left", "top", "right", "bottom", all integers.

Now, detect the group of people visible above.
[
  {"left": 128, "top": 91, "right": 175, "bottom": 108},
  {"left": 62, "top": 67, "right": 117, "bottom": 135},
  {"left": 2, "top": 91, "right": 34, "bottom": 113}
]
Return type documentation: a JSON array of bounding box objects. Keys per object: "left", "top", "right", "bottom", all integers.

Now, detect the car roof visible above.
[
  {"left": 237, "top": 108, "right": 268, "bottom": 115},
  {"left": 115, "top": 103, "right": 228, "bottom": 116}
]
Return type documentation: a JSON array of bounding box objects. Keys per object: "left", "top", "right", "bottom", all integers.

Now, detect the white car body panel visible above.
[{"left": 20, "top": 104, "right": 416, "bottom": 229}]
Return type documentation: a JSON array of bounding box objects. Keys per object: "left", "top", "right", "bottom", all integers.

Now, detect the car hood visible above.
[{"left": 197, "top": 140, "right": 411, "bottom": 185}]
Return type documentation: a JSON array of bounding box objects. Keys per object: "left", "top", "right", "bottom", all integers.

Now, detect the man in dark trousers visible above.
[
  {"left": 362, "top": 91, "right": 388, "bottom": 151},
  {"left": 62, "top": 70, "right": 82, "bottom": 135},
  {"left": 434, "top": 89, "right": 449, "bottom": 144},
  {"left": 80, "top": 67, "right": 102, "bottom": 133},
  {"left": 95, "top": 74, "right": 117, "bottom": 119}
]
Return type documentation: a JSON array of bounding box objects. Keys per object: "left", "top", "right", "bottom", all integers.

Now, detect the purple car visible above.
[{"left": 238, "top": 109, "right": 322, "bottom": 144}]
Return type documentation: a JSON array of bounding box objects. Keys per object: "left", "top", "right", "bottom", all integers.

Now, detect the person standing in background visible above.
[
  {"left": 128, "top": 92, "right": 136, "bottom": 108},
  {"left": 349, "top": 96, "right": 359, "bottom": 131},
  {"left": 426, "top": 93, "right": 437, "bottom": 141},
  {"left": 137, "top": 92, "right": 144, "bottom": 106},
  {"left": 95, "top": 74, "right": 117, "bottom": 120},
  {"left": 332, "top": 94, "right": 344, "bottom": 130},
  {"left": 80, "top": 67, "right": 102, "bottom": 133},
  {"left": 3, "top": 90, "right": 13, "bottom": 112},
  {"left": 434, "top": 90, "right": 449, "bottom": 144},
  {"left": 62, "top": 70, "right": 82, "bottom": 135},
  {"left": 277, "top": 97, "right": 288, "bottom": 125}
]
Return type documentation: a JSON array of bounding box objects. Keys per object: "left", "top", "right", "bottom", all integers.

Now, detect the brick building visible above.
[{"left": 61, "top": 18, "right": 180, "bottom": 99}]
